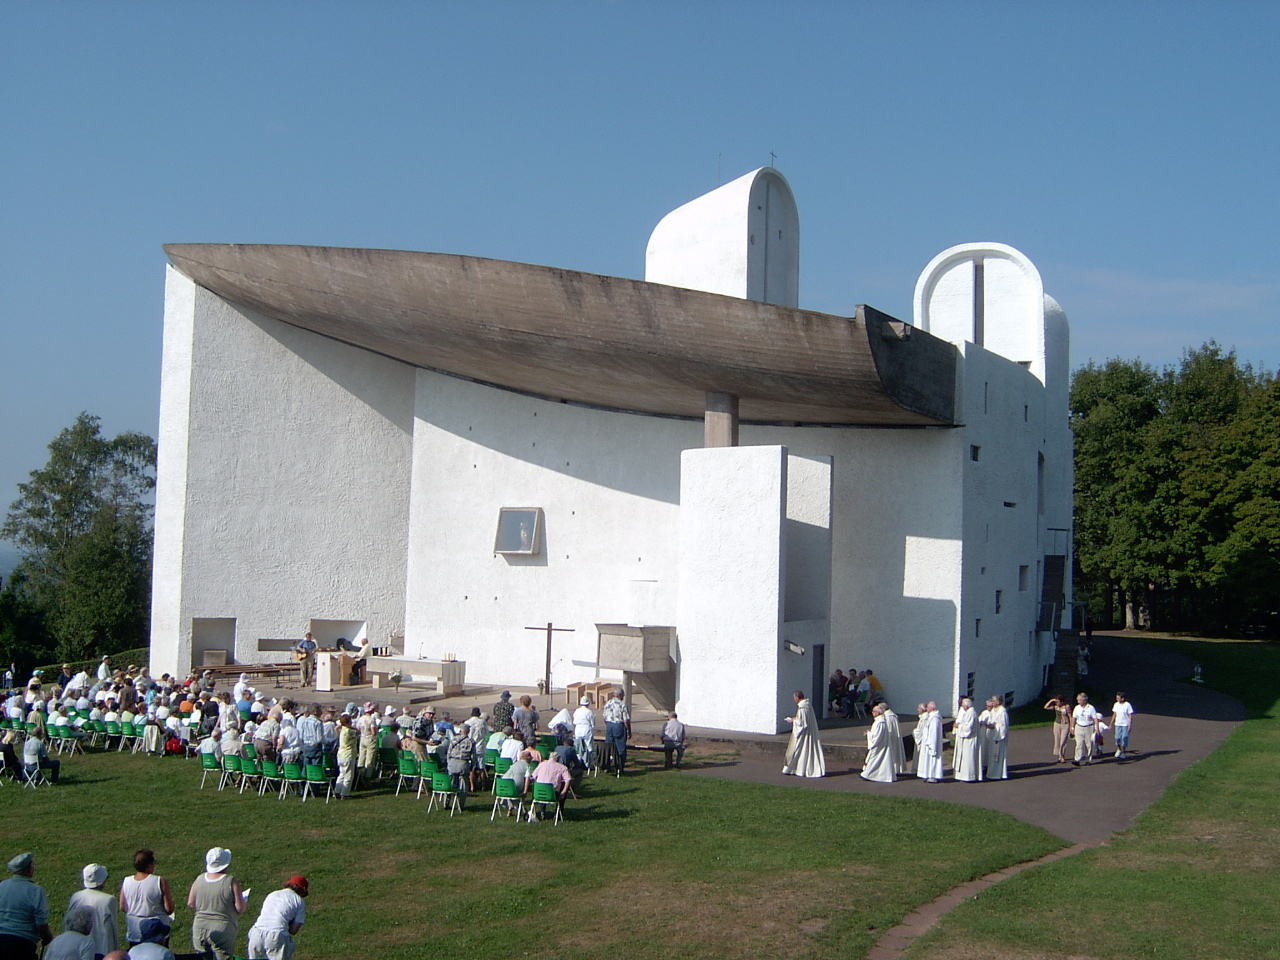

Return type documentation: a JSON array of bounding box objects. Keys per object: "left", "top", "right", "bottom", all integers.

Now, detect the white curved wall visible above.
[{"left": 645, "top": 167, "right": 799, "bottom": 307}]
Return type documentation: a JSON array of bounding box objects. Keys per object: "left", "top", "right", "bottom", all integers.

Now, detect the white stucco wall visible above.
[
  {"left": 645, "top": 167, "right": 799, "bottom": 307},
  {"left": 677, "top": 445, "right": 787, "bottom": 734},
  {"left": 403, "top": 370, "right": 697, "bottom": 691},
  {"left": 150, "top": 272, "right": 415, "bottom": 676}
]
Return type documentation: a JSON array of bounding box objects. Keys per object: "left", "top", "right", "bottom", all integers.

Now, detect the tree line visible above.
[
  {"left": 1073, "top": 342, "right": 1280, "bottom": 636},
  {"left": 0, "top": 413, "right": 155, "bottom": 671}
]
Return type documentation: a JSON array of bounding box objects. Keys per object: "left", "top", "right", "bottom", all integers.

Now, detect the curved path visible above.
[{"left": 690, "top": 635, "right": 1245, "bottom": 957}]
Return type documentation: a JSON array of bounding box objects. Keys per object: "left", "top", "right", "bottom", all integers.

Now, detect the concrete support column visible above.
[{"left": 704, "top": 391, "right": 739, "bottom": 447}]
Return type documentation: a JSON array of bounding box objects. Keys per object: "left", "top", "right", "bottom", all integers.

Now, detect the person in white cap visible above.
[
  {"left": 572, "top": 696, "right": 596, "bottom": 770},
  {"left": 187, "top": 848, "right": 247, "bottom": 960},
  {"left": 67, "top": 863, "right": 118, "bottom": 958}
]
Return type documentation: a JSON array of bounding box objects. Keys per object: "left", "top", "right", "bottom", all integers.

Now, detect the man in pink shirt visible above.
[{"left": 530, "top": 753, "right": 572, "bottom": 820}]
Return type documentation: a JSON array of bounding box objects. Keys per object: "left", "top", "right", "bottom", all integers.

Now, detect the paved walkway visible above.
[{"left": 690, "top": 633, "right": 1245, "bottom": 958}]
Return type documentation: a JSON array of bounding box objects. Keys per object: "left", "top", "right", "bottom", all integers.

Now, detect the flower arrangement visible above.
[{"left": 388, "top": 669, "right": 404, "bottom": 692}]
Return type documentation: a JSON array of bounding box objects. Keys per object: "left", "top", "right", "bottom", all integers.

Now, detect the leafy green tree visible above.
[{"left": 2, "top": 412, "right": 156, "bottom": 662}]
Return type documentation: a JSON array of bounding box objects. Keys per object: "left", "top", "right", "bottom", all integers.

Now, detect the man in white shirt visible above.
[
  {"left": 1071, "top": 693, "right": 1101, "bottom": 765},
  {"left": 246, "top": 876, "right": 307, "bottom": 960},
  {"left": 572, "top": 696, "right": 596, "bottom": 770},
  {"left": 66, "top": 864, "right": 118, "bottom": 959},
  {"left": 1111, "top": 692, "right": 1135, "bottom": 758}
]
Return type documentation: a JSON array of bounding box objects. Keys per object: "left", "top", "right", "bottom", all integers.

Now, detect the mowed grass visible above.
[
  {"left": 4, "top": 747, "right": 1062, "bottom": 960},
  {"left": 903, "top": 637, "right": 1280, "bottom": 960}
]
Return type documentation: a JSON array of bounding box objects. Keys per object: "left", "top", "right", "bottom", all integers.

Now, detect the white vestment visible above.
[
  {"left": 782, "top": 699, "right": 826, "bottom": 778},
  {"left": 953, "top": 706, "right": 981, "bottom": 781},
  {"left": 977, "top": 708, "right": 993, "bottom": 773},
  {"left": 882, "top": 708, "right": 907, "bottom": 775},
  {"left": 860, "top": 714, "right": 896, "bottom": 782},
  {"left": 985, "top": 705, "right": 1009, "bottom": 779},
  {"left": 917, "top": 711, "right": 944, "bottom": 780}
]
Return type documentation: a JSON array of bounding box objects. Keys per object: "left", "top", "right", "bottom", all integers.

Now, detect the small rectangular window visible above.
[
  {"left": 1003, "top": 501, "right": 1017, "bottom": 508},
  {"left": 975, "top": 618, "right": 982, "bottom": 638},
  {"left": 995, "top": 590, "right": 1003, "bottom": 614},
  {"left": 1018, "top": 565, "right": 1030, "bottom": 591},
  {"left": 1004, "top": 689, "right": 1015, "bottom": 707},
  {"left": 966, "top": 672, "right": 976, "bottom": 700},
  {"left": 970, "top": 445, "right": 981, "bottom": 461},
  {"left": 983, "top": 382, "right": 989, "bottom": 414},
  {"left": 1024, "top": 404, "right": 1029, "bottom": 422}
]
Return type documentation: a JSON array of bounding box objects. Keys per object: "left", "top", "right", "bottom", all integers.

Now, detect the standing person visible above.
[
  {"left": 571, "top": 696, "right": 596, "bottom": 771},
  {"left": 446, "top": 723, "right": 475, "bottom": 810},
  {"left": 660, "top": 712, "right": 686, "bottom": 769},
  {"left": 119, "top": 850, "right": 173, "bottom": 947},
  {"left": 333, "top": 715, "right": 358, "bottom": 799},
  {"left": 1111, "top": 692, "right": 1135, "bottom": 758},
  {"left": 952, "top": 698, "right": 982, "bottom": 782},
  {"left": 68, "top": 863, "right": 119, "bottom": 959},
  {"left": 984, "top": 695, "right": 1010, "bottom": 780},
  {"left": 917, "top": 702, "right": 945, "bottom": 783},
  {"left": 781, "top": 690, "right": 826, "bottom": 778},
  {"left": 1071, "top": 693, "right": 1101, "bottom": 766},
  {"left": 491, "top": 691, "right": 515, "bottom": 732},
  {"left": 293, "top": 634, "right": 317, "bottom": 689},
  {"left": 245, "top": 876, "right": 307, "bottom": 960},
  {"left": 0, "top": 852, "right": 53, "bottom": 960},
  {"left": 602, "top": 688, "right": 631, "bottom": 774},
  {"left": 880, "top": 702, "right": 907, "bottom": 776},
  {"left": 511, "top": 696, "right": 539, "bottom": 743},
  {"left": 1043, "top": 694, "right": 1073, "bottom": 762},
  {"left": 860, "top": 704, "right": 896, "bottom": 782},
  {"left": 354, "top": 704, "right": 380, "bottom": 785},
  {"left": 295, "top": 707, "right": 323, "bottom": 769},
  {"left": 44, "top": 907, "right": 95, "bottom": 960},
  {"left": 187, "top": 847, "right": 246, "bottom": 960},
  {"left": 911, "top": 704, "right": 927, "bottom": 777},
  {"left": 97, "top": 657, "right": 112, "bottom": 683}
]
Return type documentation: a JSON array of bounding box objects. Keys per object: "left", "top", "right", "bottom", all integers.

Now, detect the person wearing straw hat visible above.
[
  {"left": 246, "top": 876, "right": 307, "bottom": 960},
  {"left": 187, "top": 848, "right": 247, "bottom": 960},
  {"left": 67, "top": 863, "right": 118, "bottom": 959},
  {"left": 0, "top": 852, "right": 53, "bottom": 959}
]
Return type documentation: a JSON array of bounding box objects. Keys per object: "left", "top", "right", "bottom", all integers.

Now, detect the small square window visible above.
[{"left": 494, "top": 507, "right": 544, "bottom": 555}]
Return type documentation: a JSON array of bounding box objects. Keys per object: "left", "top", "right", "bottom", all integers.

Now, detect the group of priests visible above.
[{"left": 860, "top": 696, "right": 1010, "bottom": 784}]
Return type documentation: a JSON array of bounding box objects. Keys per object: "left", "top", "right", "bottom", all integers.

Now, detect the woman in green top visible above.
[{"left": 187, "top": 847, "right": 246, "bottom": 960}]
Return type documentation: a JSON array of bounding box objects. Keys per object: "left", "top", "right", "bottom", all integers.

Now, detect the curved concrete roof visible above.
[{"left": 164, "top": 244, "right": 957, "bottom": 427}]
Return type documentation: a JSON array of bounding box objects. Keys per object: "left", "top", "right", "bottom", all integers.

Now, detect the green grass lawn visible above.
[
  {"left": 902, "top": 637, "right": 1280, "bottom": 960},
  {"left": 4, "top": 747, "right": 1062, "bottom": 960}
]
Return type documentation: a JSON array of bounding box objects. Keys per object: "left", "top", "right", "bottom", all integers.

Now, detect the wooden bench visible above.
[{"left": 199, "top": 662, "right": 300, "bottom": 688}]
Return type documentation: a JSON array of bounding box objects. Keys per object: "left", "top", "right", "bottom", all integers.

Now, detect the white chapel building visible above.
[{"left": 151, "top": 168, "right": 1073, "bottom": 735}]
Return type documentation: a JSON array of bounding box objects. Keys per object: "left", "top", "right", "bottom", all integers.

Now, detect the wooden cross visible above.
[{"left": 525, "top": 622, "right": 575, "bottom": 699}]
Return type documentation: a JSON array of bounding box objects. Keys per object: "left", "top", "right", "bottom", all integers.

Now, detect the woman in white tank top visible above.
[{"left": 119, "top": 848, "right": 174, "bottom": 944}]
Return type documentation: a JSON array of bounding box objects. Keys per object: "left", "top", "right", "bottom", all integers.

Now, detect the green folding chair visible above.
[
  {"left": 495, "top": 757, "right": 513, "bottom": 775},
  {"left": 279, "top": 762, "right": 306, "bottom": 800},
  {"left": 239, "top": 757, "right": 263, "bottom": 795},
  {"left": 258, "top": 760, "right": 284, "bottom": 797},
  {"left": 376, "top": 746, "right": 398, "bottom": 780},
  {"left": 219, "top": 754, "right": 242, "bottom": 792},
  {"left": 394, "top": 755, "right": 420, "bottom": 796},
  {"left": 198, "top": 751, "right": 220, "bottom": 789},
  {"left": 426, "top": 770, "right": 460, "bottom": 815},
  {"left": 529, "top": 780, "right": 563, "bottom": 824},
  {"left": 416, "top": 760, "right": 434, "bottom": 800},
  {"left": 490, "top": 776, "right": 523, "bottom": 821},
  {"left": 301, "top": 763, "right": 332, "bottom": 803}
]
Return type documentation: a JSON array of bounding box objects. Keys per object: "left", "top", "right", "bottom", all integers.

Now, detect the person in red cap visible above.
[{"left": 245, "top": 876, "right": 307, "bottom": 960}]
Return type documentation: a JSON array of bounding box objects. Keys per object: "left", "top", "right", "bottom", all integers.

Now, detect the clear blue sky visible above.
[{"left": 2, "top": 2, "right": 1278, "bottom": 549}]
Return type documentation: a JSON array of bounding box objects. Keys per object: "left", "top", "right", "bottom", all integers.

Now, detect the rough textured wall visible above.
[
  {"left": 151, "top": 271, "right": 415, "bottom": 675},
  {"left": 403, "top": 370, "right": 694, "bottom": 690},
  {"left": 678, "top": 445, "right": 787, "bottom": 734}
]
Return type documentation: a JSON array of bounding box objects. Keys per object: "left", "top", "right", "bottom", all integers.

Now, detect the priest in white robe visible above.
[
  {"left": 953, "top": 697, "right": 982, "bottom": 782},
  {"left": 984, "top": 695, "right": 1010, "bottom": 780},
  {"left": 860, "top": 705, "right": 896, "bottom": 782},
  {"left": 916, "top": 702, "right": 944, "bottom": 782},
  {"left": 977, "top": 698, "right": 995, "bottom": 774},
  {"left": 782, "top": 690, "right": 826, "bottom": 778},
  {"left": 882, "top": 703, "right": 907, "bottom": 776}
]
